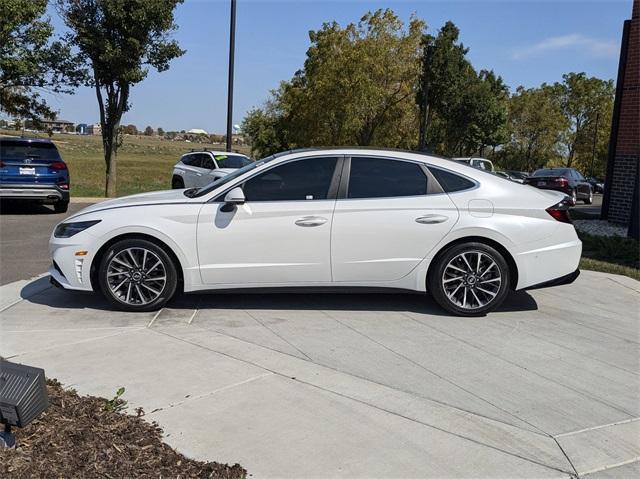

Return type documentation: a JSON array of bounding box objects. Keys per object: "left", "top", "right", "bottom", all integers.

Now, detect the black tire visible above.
[
  {"left": 98, "top": 238, "right": 178, "bottom": 312},
  {"left": 570, "top": 189, "right": 577, "bottom": 206},
  {"left": 53, "top": 200, "right": 69, "bottom": 213},
  {"left": 172, "top": 176, "right": 184, "bottom": 189},
  {"left": 583, "top": 189, "right": 593, "bottom": 205},
  {"left": 427, "top": 242, "right": 511, "bottom": 317}
]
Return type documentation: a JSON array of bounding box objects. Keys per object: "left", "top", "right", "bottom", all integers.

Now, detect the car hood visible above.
[{"left": 68, "top": 189, "right": 194, "bottom": 219}]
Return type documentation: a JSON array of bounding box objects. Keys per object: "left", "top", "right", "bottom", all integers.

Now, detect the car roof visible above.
[
  {"left": 182, "top": 150, "right": 248, "bottom": 156},
  {"left": 0, "top": 136, "right": 54, "bottom": 144}
]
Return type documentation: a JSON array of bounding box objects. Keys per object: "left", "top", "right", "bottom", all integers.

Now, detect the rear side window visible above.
[
  {"left": 181, "top": 154, "right": 200, "bottom": 167},
  {"left": 347, "top": 157, "right": 427, "bottom": 199},
  {"left": 429, "top": 167, "right": 475, "bottom": 193},
  {"left": 200, "top": 154, "right": 215, "bottom": 169},
  {"left": 0, "top": 140, "right": 61, "bottom": 161}
]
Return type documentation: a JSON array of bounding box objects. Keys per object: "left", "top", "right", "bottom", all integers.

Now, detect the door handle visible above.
[
  {"left": 295, "top": 216, "right": 328, "bottom": 227},
  {"left": 415, "top": 214, "right": 448, "bottom": 224}
]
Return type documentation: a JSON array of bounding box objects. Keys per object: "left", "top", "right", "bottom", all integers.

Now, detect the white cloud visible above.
[{"left": 512, "top": 34, "right": 618, "bottom": 60}]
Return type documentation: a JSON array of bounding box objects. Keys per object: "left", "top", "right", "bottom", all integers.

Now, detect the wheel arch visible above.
[
  {"left": 426, "top": 236, "right": 519, "bottom": 291},
  {"left": 89, "top": 233, "right": 185, "bottom": 292}
]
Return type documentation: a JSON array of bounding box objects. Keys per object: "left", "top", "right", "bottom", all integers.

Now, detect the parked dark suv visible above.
[
  {"left": 523, "top": 167, "right": 592, "bottom": 205},
  {"left": 0, "top": 137, "right": 70, "bottom": 212}
]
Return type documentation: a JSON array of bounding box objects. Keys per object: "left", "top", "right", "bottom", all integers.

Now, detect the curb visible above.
[{"left": 70, "top": 197, "right": 107, "bottom": 204}]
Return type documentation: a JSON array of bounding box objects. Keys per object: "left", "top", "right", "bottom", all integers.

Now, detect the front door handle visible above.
[
  {"left": 415, "top": 214, "right": 448, "bottom": 224},
  {"left": 295, "top": 216, "right": 328, "bottom": 227}
]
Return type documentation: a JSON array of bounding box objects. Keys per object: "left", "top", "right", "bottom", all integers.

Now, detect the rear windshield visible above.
[
  {"left": 533, "top": 168, "right": 570, "bottom": 177},
  {"left": 0, "top": 140, "right": 61, "bottom": 161},
  {"left": 214, "top": 154, "right": 252, "bottom": 168}
]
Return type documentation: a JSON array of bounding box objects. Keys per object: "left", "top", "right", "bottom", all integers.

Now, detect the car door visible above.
[
  {"left": 196, "top": 156, "right": 342, "bottom": 285},
  {"left": 331, "top": 156, "right": 459, "bottom": 282},
  {"left": 178, "top": 153, "right": 204, "bottom": 187}
]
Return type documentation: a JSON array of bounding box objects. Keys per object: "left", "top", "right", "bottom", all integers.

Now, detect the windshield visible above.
[
  {"left": 0, "top": 140, "right": 61, "bottom": 161},
  {"left": 533, "top": 168, "right": 570, "bottom": 177},
  {"left": 187, "top": 154, "right": 277, "bottom": 198}
]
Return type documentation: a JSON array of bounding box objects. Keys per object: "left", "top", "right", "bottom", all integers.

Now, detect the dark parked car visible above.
[
  {"left": 0, "top": 137, "right": 70, "bottom": 212},
  {"left": 586, "top": 176, "right": 605, "bottom": 194},
  {"left": 523, "top": 167, "right": 592, "bottom": 205}
]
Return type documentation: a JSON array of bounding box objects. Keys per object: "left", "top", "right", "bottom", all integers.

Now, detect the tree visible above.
[
  {"left": 552, "top": 72, "right": 614, "bottom": 171},
  {"left": 500, "top": 85, "right": 566, "bottom": 172},
  {"left": 144, "top": 125, "right": 154, "bottom": 136},
  {"left": 123, "top": 124, "right": 138, "bottom": 135},
  {"left": 0, "top": 0, "right": 83, "bottom": 120},
  {"left": 59, "top": 0, "right": 185, "bottom": 197},
  {"left": 157, "top": 127, "right": 164, "bottom": 137},
  {"left": 243, "top": 9, "right": 424, "bottom": 152}
]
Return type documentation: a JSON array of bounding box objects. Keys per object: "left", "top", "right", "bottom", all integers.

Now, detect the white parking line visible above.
[{"left": 147, "top": 308, "right": 164, "bottom": 328}]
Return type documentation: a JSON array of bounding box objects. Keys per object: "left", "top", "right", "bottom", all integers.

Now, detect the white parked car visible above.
[
  {"left": 453, "top": 157, "right": 494, "bottom": 172},
  {"left": 171, "top": 150, "right": 251, "bottom": 188},
  {"left": 49, "top": 148, "right": 581, "bottom": 316}
]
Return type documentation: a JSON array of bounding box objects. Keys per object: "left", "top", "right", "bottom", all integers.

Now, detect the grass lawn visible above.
[
  {"left": 578, "top": 231, "right": 640, "bottom": 281},
  {"left": 1, "top": 130, "right": 250, "bottom": 197}
]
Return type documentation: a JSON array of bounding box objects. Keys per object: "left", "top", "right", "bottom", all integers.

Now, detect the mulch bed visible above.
[{"left": 0, "top": 379, "right": 247, "bottom": 478}]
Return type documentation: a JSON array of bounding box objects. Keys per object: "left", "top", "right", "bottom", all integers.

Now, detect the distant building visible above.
[
  {"left": 87, "top": 124, "right": 102, "bottom": 135},
  {"left": 40, "top": 119, "right": 74, "bottom": 132},
  {"left": 187, "top": 128, "right": 208, "bottom": 135},
  {"left": 602, "top": 0, "right": 639, "bottom": 238}
]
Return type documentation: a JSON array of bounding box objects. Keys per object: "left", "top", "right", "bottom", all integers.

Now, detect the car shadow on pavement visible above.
[
  {"left": 20, "top": 276, "right": 538, "bottom": 317},
  {"left": 0, "top": 200, "right": 56, "bottom": 215}
]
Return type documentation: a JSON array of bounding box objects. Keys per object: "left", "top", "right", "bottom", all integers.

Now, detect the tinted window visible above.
[
  {"left": 348, "top": 157, "right": 427, "bottom": 199},
  {"left": 215, "top": 154, "right": 251, "bottom": 168},
  {"left": 181, "top": 154, "right": 200, "bottom": 167},
  {"left": 200, "top": 154, "right": 215, "bottom": 169},
  {"left": 243, "top": 157, "right": 337, "bottom": 201},
  {"left": 533, "top": 168, "right": 571, "bottom": 177},
  {"left": 0, "top": 140, "right": 61, "bottom": 161},
  {"left": 429, "top": 167, "right": 475, "bottom": 193}
]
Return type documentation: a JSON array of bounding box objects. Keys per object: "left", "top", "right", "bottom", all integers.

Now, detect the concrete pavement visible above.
[{"left": 0, "top": 270, "right": 638, "bottom": 478}]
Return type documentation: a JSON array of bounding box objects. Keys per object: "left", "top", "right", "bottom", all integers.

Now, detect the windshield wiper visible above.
[{"left": 183, "top": 187, "right": 199, "bottom": 198}]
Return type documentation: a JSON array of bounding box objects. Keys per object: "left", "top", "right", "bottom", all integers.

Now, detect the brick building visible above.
[{"left": 602, "top": 0, "right": 639, "bottom": 238}]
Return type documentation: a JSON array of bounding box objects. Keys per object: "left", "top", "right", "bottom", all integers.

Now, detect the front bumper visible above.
[
  {"left": 0, "top": 184, "right": 69, "bottom": 203},
  {"left": 49, "top": 237, "right": 96, "bottom": 292}
]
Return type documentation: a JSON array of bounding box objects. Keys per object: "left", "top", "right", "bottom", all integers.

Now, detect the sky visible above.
[{"left": 38, "top": 0, "right": 632, "bottom": 133}]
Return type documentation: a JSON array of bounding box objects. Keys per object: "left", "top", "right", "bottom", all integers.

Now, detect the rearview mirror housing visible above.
[{"left": 221, "top": 187, "right": 245, "bottom": 212}]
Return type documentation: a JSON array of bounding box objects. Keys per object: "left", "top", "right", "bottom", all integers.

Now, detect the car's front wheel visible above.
[
  {"left": 428, "top": 242, "right": 510, "bottom": 316},
  {"left": 98, "top": 238, "right": 178, "bottom": 312}
]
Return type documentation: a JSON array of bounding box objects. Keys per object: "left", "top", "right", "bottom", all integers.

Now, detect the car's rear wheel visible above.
[
  {"left": 428, "top": 242, "right": 510, "bottom": 317},
  {"left": 53, "top": 200, "right": 69, "bottom": 213},
  {"left": 98, "top": 239, "right": 177, "bottom": 312},
  {"left": 570, "top": 189, "right": 577, "bottom": 205},
  {"left": 172, "top": 176, "right": 184, "bottom": 189}
]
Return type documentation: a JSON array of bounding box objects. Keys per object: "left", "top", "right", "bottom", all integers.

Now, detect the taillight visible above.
[
  {"left": 554, "top": 177, "right": 568, "bottom": 187},
  {"left": 546, "top": 201, "right": 572, "bottom": 224},
  {"left": 49, "top": 161, "right": 67, "bottom": 170}
]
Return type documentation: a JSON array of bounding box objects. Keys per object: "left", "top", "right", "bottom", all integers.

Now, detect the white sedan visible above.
[{"left": 49, "top": 148, "right": 582, "bottom": 316}]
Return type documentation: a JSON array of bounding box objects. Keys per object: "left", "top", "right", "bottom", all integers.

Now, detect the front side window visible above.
[
  {"left": 347, "top": 157, "right": 427, "bottom": 199},
  {"left": 243, "top": 157, "right": 338, "bottom": 201}
]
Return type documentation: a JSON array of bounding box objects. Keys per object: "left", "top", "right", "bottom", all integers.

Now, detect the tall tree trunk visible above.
[{"left": 104, "top": 130, "right": 117, "bottom": 197}]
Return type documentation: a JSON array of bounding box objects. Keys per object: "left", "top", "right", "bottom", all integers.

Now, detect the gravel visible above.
[{"left": 573, "top": 219, "right": 628, "bottom": 237}]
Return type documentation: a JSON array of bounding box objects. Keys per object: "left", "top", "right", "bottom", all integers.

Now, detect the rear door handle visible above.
[
  {"left": 415, "top": 214, "right": 448, "bottom": 224},
  {"left": 295, "top": 216, "right": 328, "bottom": 227}
]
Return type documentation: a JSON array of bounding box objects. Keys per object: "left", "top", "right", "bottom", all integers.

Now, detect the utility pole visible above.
[
  {"left": 590, "top": 111, "right": 600, "bottom": 178},
  {"left": 225, "top": 0, "right": 237, "bottom": 152}
]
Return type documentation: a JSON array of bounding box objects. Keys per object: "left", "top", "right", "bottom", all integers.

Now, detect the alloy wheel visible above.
[
  {"left": 106, "top": 247, "right": 167, "bottom": 305},
  {"left": 441, "top": 250, "right": 502, "bottom": 310}
]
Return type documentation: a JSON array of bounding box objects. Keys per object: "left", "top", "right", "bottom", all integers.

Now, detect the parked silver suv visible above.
[{"left": 171, "top": 150, "right": 251, "bottom": 188}]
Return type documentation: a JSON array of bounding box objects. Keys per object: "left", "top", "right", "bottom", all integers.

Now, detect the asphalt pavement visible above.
[{"left": 0, "top": 201, "right": 89, "bottom": 285}]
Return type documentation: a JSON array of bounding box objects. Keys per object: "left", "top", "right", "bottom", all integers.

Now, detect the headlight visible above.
[{"left": 54, "top": 220, "right": 101, "bottom": 238}]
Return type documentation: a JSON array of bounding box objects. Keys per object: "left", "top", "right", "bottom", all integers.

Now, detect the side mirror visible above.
[{"left": 221, "top": 186, "right": 245, "bottom": 212}]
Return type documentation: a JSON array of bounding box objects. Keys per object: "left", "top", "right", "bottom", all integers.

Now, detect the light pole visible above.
[{"left": 226, "top": 0, "right": 237, "bottom": 152}]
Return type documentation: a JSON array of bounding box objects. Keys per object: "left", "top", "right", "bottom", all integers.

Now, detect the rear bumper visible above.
[
  {"left": 525, "top": 268, "right": 580, "bottom": 291},
  {"left": 0, "top": 184, "right": 69, "bottom": 203}
]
